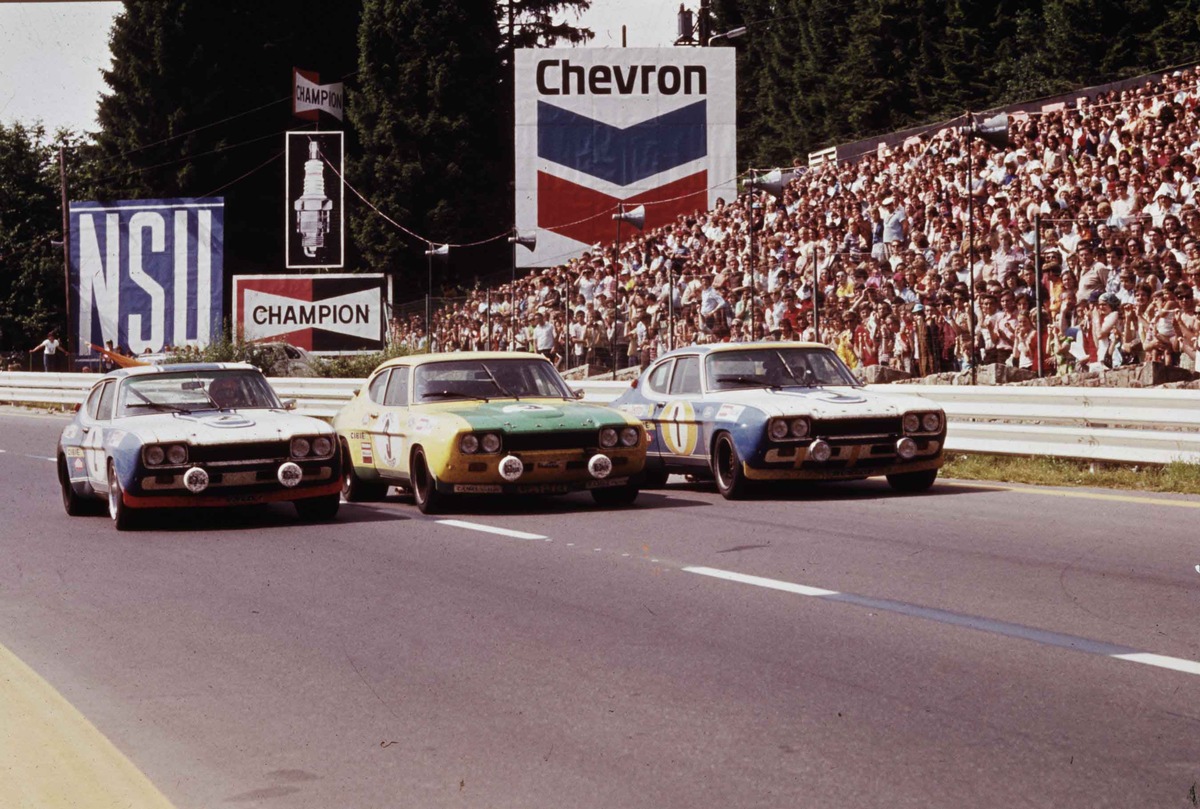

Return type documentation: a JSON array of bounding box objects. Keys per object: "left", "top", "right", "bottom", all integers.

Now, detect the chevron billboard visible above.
[
  {"left": 515, "top": 48, "right": 736, "bottom": 267},
  {"left": 233, "top": 274, "right": 391, "bottom": 354}
]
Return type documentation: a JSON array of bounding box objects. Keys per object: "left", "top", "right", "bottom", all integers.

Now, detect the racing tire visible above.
[
  {"left": 107, "top": 460, "right": 139, "bottom": 531},
  {"left": 59, "top": 455, "right": 97, "bottom": 516},
  {"left": 712, "top": 433, "right": 751, "bottom": 500},
  {"left": 886, "top": 468, "right": 939, "bottom": 493},
  {"left": 590, "top": 485, "right": 640, "bottom": 507},
  {"left": 640, "top": 465, "right": 670, "bottom": 489},
  {"left": 411, "top": 449, "right": 452, "bottom": 515},
  {"left": 340, "top": 441, "right": 388, "bottom": 502},
  {"left": 295, "top": 493, "right": 341, "bottom": 522}
]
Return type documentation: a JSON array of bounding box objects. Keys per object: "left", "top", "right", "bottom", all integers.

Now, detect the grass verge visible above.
[{"left": 943, "top": 453, "right": 1200, "bottom": 495}]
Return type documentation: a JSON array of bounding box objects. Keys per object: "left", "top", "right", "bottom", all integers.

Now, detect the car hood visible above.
[
  {"left": 112, "top": 409, "right": 332, "bottom": 444},
  {"left": 704, "top": 386, "right": 941, "bottom": 419},
  {"left": 421, "top": 399, "right": 633, "bottom": 431}
]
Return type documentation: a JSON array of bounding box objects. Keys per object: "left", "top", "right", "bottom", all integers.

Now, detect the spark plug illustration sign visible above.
[{"left": 285, "top": 131, "right": 344, "bottom": 268}]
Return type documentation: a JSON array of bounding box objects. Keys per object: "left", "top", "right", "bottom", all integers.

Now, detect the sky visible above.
[{"left": 0, "top": 1, "right": 682, "bottom": 134}]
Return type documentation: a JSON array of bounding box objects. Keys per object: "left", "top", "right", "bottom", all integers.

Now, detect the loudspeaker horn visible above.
[
  {"left": 611, "top": 204, "right": 646, "bottom": 230},
  {"left": 423, "top": 243, "right": 449, "bottom": 257},
  {"left": 508, "top": 230, "right": 537, "bottom": 251},
  {"left": 974, "top": 112, "right": 1010, "bottom": 149},
  {"left": 758, "top": 168, "right": 799, "bottom": 198}
]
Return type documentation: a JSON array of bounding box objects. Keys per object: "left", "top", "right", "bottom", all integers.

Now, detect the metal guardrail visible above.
[{"left": 3, "top": 372, "right": 1199, "bottom": 465}]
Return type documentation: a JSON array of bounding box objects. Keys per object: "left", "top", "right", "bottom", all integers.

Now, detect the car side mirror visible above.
[{"left": 282, "top": 398, "right": 297, "bottom": 410}]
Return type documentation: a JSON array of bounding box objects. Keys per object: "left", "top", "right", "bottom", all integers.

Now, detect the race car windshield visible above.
[
  {"left": 117, "top": 370, "right": 282, "bottom": 416},
  {"left": 414, "top": 359, "right": 574, "bottom": 403},
  {"left": 706, "top": 348, "right": 860, "bottom": 391}
]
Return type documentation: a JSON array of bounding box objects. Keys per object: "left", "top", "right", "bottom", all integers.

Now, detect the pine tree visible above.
[{"left": 349, "top": 0, "right": 507, "bottom": 293}]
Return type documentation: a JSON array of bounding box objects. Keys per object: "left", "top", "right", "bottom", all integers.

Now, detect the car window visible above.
[
  {"left": 96, "top": 381, "right": 116, "bottom": 421},
  {"left": 84, "top": 383, "right": 106, "bottom": 420},
  {"left": 285, "top": 346, "right": 301, "bottom": 359},
  {"left": 367, "top": 370, "right": 390, "bottom": 405},
  {"left": 668, "top": 356, "right": 701, "bottom": 396},
  {"left": 413, "top": 358, "right": 573, "bottom": 403},
  {"left": 646, "top": 360, "right": 674, "bottom": 395},
  {"left": 384, "top": 367, "right": 409, "bottom": 407},
  {"left": 115, "top": 370, "right": 282, "bottom": 415}
]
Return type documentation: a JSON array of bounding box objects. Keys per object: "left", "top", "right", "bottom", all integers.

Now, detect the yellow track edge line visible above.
[{"left": 0, "top": 642, "right": 177, "bottom": 809}]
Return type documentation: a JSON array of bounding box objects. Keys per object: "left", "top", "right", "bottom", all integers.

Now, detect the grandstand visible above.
[{"left": 391, "top": 66, "right": 1200, "bottom": 380}]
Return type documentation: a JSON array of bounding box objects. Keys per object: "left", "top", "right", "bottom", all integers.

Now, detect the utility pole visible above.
[
  {"left": 59, "top": 146, "right": 71, "bottom": 358},
  {"left": 698, "top": 0, "right": 711, "bottom": 46}
]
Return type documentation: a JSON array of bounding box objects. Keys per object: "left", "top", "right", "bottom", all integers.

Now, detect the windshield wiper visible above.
[
  {"left": 772, "top": 351, "right": 804, "bottom": 386},
  {"left": 125, "top": 401, "right": 181, "bottom": 412},
  {"left": 421, "top": 390, "right": 490, "bottom": 402},
  {"left": 479, "top": 365, "right": 518, "bottom": 400}
]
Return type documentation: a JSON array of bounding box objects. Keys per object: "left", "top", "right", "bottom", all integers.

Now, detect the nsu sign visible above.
[{"left": 70, "top": 199, "right": 224, "bottom": 356}]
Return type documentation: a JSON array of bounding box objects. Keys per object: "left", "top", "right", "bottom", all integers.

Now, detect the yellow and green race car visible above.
[{"left": 333, "top": 352, "right": 647, "bottom": 513}]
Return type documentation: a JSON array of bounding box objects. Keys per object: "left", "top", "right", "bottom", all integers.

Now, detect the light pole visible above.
[
  {"left": 423, "top": 243, "right": 448, "bottom": 353},
  {"left": 611, "top": 204, "right": 645, "bottom": 377},
  {"left": 508, "top": 229, "right": 536, "bottom": 350},
  {"left": 963, "top": 111, "right": 1009, "bottom": 384}
]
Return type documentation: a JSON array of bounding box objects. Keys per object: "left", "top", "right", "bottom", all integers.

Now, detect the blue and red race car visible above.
[{"left": 57, "top": 363, "right": 341, "bottom": 529}]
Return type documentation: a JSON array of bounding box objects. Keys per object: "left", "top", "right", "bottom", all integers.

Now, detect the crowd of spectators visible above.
[{"left": 388, "top": 68, "right": 1200, "bottom": 378}]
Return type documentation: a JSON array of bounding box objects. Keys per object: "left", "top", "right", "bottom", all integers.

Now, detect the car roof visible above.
[
  {"left": 104, "top": 362, "right": 258, "bottom": 379},
  {"left": 655, "top": 341, "right": 828, "bottom": 360},
  {"left": 373, "top": 351, "right": 552, "bottom": 372}
]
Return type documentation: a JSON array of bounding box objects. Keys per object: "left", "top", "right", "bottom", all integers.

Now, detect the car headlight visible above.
[
  {"left": 481, "top": 433, "right": 501, "bottom": 453},
  {"left": 290, "top": 437, "right": 311, "bottom": 458},
  {"left": 620, "top": 426, "right": 639, "bottom": 447},
  {"left": 460, "top": 434, "right": 480, "bottom": 454},
  {"left": 790, "top": 419, "right": 809, "bottom": 438},
  {"left": 903, "top": 413, "right": 921, "bottom": 434},
  {"left": 769, "top": 420, "right": 790, "bottom": 441},
  {"left": 922, "top": 412, "right": 942, "bottom": 433},
  {"left": 166, "top": 445, "right": 187, "bottom": 465},
  {"left": 312, "top": 436, "right": 333, "bottom": 457},
  {"left": 599, "top": 427, "right": 618, "bottom": 448},
  {"left": 144, "top": 445, "right": 165, "bottom": 466}
]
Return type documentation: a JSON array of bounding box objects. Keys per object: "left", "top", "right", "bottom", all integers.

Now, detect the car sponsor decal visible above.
[
  {"left": 73, "top": 458, "right": 85, "bottom": 472},
  {"left": 715, "top": 403, "right": 744, "bottom": 422},
  {"left": 409, "top": 416, "right": 433, "bottom": 435},
  {"left": 62, "top": 425, "right": 79, "bottom": 439},
  {"left": 106, "top": 430, "right": 125, "bottom": 448},
  {"left": 502, "top": 404, "right": 556, "bottom": 413},
  {"left": 453, "top": 484, "right": 504, "bottom": 494},
  {"left": 360, "top": 441, "right": 373, "bottom": 465},
  {"left": 64, "top": 446, "right": 85, "bottom": 458},
  {"left": 619, "top": 403, "right": 649, "bottom": 418},
  {"left": 537, "top": 460, "right": 562, "bottom": 469},
  {"left": 660, "top": 400, "right": 698, "bottom": 456},
  {"left": 516, "top": 483, "right": 570, "bottom": 495}
]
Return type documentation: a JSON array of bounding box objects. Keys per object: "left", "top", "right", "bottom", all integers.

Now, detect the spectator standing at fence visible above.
[{"left": 30, "top": 330, "right": 60, "bottom": 372}]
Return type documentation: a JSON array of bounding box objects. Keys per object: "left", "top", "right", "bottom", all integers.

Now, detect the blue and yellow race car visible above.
[{"left": 611, "top": 342, "right": 945, "bottom": 499}]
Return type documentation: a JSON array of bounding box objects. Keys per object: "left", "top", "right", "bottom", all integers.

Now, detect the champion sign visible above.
[
  {"left": 514, "top": 48, "right": 736, "bottom": 267},
  {"left": 233, "top": 274, "right": 390, "bottom": 354},
  {"left": 70, "top": 199, "right": 224, "bottom": 356}
]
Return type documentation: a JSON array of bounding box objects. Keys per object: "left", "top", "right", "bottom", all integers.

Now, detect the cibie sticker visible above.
[
  {"left": 502, "top": 404, "right": 554, "bottom": 413},
  {"left": 715, "top": 404, "right": 745, "bottom": 422}
]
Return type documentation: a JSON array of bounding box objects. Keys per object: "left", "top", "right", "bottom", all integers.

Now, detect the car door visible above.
[
  {"left": 659, "top": 355, "right": 706, "bottom": 470},
  {"left": 81, "top": 379, "right": 116, "bottom": 492},
  {"left": 376, "top": 365, "right": 412, "bottom": 479},
  {"left": 639, "top": 358, "right": 675, "bottom": 460},
  {"left": 352, "top": 369, "right": 391, "bottom": 474}
]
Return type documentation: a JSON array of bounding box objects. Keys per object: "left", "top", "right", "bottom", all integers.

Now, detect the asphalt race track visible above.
[{"left": 2, "top": 408, "right": 1199, "bottom": 808}]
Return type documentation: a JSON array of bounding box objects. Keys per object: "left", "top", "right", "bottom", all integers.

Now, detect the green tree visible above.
[
  {"left": 0, "top": 124, "right": 68, "bottom": 351},
  {"left": 498, "top": 0, "right": 593, "bottom": 52},
  {"left": 348, "top": 0, "right": 507, "bottom": 294}
]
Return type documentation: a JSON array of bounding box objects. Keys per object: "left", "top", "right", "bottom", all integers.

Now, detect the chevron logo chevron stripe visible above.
[
  {"left": 537, "top": 170, "right": 709, "bottom": 246},
  {"left": 537, "top": 100, "right": 707, "bottom": 187}
]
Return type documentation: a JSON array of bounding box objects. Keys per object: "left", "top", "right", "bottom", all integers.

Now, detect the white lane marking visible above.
[
  {"left": 685, "top": 565, "right": 1200, "bottom": 679},
  {"left": 685, "top": 566, "right": 840, "bottom": 597},
  {"left": 24, "top": 455, "right": 56, "bottom": 462},
  {"left": 1110, "top": 653, "right": 1200, "bottom": 676},
  {"left": 435, "top": 519, "right": 548, "bottom": 541}
]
